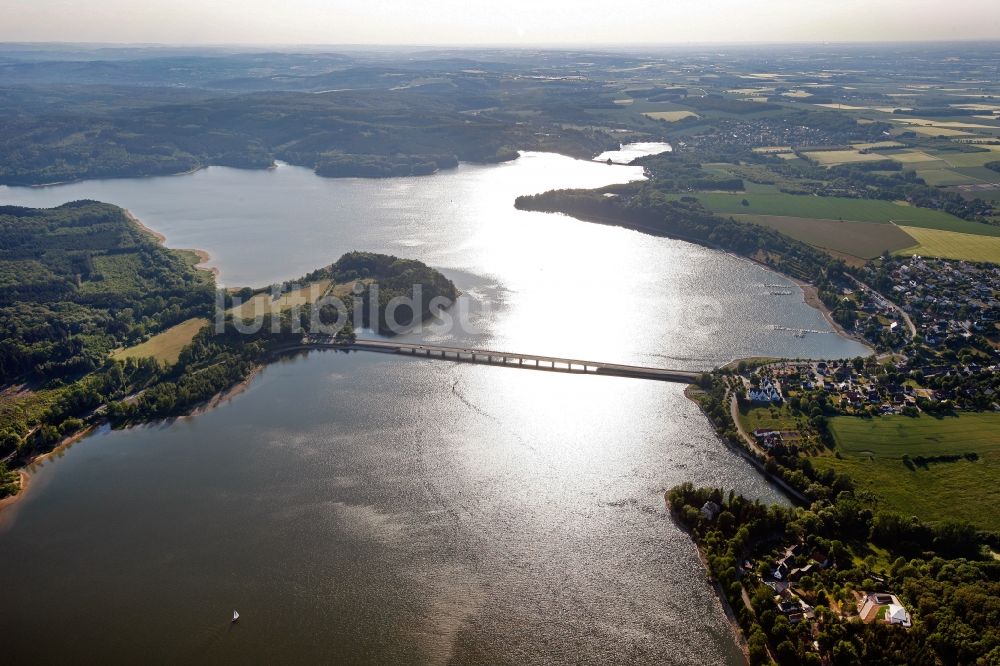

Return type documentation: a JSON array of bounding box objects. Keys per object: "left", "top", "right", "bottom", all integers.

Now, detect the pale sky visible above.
[{"left": 3, "top": 0, "right": 999, "bottom": 45}]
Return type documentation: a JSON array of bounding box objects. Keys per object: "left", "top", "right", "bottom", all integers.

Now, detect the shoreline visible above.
[
  {"left": 0, "top": 424, "right": 98, "bottom": 517},
  {"left": 787, "top": 273, "right": 870, "bottom": 349},
  {"left": 682, "top": 381, "right": 809, "bottom": 507},
  {"left": 0, "top": 365, "right": 264, "bottom": 514},
  {"left": 125, "top": 208, "right": 166, "bottom": 243},
  {"left": 185, "top": 364, "right": 262, "bottom": 417},
  {"left": 721, "top": 249, "right": 872, "bottom": 353},
  {"left": 26, "top": 165, "right": 208, "bottom": 189},
  {"left": 669, "top": 503, "right": 751, "bottom": 665},
  {"left": 125, "top": 208, "right": 219, "bottom": 278}
]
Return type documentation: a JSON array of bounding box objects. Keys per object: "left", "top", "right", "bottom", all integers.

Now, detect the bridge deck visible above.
[{"left": 288, "top": 337, "right": 703, "bottom": 383}]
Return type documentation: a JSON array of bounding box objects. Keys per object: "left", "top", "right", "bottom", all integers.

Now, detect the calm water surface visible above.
[
  {"left": 0, "top": 153, "right": 869, "bottom": 367},
  {"left": 595, "top": 141, "right": 673, "bottom": 164},
  {"left": 0, "top": 152, "right": 869, "bottom": 664}
]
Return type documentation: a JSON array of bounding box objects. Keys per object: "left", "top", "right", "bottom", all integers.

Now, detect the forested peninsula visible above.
[{"left": 0, "top": 201, "right": 457, "bottom": 497}]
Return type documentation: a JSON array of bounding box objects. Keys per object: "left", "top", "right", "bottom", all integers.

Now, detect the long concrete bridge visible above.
[{"left": 280, "top": 337, "right": 704, "bottom": 383}]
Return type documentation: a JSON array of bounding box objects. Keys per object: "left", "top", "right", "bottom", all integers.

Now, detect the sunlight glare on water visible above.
[{"left": 0, "top": 149, "right": 870, "bottom": 664}]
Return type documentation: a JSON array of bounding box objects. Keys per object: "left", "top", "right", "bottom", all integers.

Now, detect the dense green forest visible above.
[
  {"left": 0, "top": 201, "right": 215, "bottom": 384},
  {"left": 307, "top": 251, "right": 458, "bottom": 331},
  {"left": 0, "top": 86, "right": 624, "bottom": 185}
]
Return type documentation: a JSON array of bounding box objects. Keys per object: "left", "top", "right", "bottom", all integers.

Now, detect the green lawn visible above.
[
  {"left": 816, "top": 414, "right": 1000, "bottom": 530},
  {"left": 676, "top": 191, "right": 1000, "bottom": 236},
  {"left": 737, "top": 402, "right": 820, "bottom": 449},
  {"left": 740, "top": 404, "right": 804, "bottom": 433},
  {"left": 112, "top": 317, "right": 210, "bottom": 364}
]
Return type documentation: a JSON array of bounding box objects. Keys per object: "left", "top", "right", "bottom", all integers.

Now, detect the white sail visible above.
[{"left": 232, "top": 610, "right": 240, "bottom": 622}]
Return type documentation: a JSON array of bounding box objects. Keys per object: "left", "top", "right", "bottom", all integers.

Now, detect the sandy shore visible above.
[
  {"left": 185, "top": 364, "right": 262, "bottom": 418},
  {"left": 735, "top": 249, "right": 871, "bottom": 351},
  {"left": 124, "top": 208, "right": 219, "bottom": 278},
  {"left": 183, "top": 248, "right": 220, "bottom": 278},
  {"left": 666, "top": 501, "right": 752, "bottom": 664},
  {"left": 125, "top": 208, "right": 165, "bottom": 243},
  {"left": 788, "top": 274, "right": 870, "bottom": 348},
  {"left": 0, "top": 425, "right": 97, "bottom": 515},
  {"left": 0, "top": 471, "right": 30, "bottom": 514}
]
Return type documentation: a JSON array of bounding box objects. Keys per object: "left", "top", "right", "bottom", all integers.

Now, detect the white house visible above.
[
  {"left": 887, "top": 604, "right": 911, "bottom": 627},
  {"left": 748, "top": 378, "right": 783, "bottom": 404}
]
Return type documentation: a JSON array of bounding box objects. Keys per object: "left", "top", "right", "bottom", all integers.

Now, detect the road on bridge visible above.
[{"left": 280, "top": 337, "right": 705, "bottom": 384}]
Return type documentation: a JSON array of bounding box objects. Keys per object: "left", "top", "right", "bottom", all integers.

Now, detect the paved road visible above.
[
  {"left": 730, "top": 393, "right": 767, "bottom": 457},
  {"left": 283, "top": 337, "right": 705, "bottom": 384}
]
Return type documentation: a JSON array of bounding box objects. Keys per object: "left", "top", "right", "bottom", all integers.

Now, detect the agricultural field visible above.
[
  {"left": 802, "top": 150, "right": 887, "bottom": 166},
  {"left": 733, "top": 215, "right": 918, "bottom": 259},
  {"left": 894, "top": 226, "right": 1000, "bottom": 263},
  {"left": 878, "top": 150, "right": 943, "bottom": 164},
  {"left": 954, "top": 185, "right": 1000, "bottom": 201},
  {"left": 952, "top": 166, "right": 1000, "bottom": 184},
  {"left": 110, "top": 277, "right": 369, "bottom": 364},
  {"left": 112, "top": 317, "right": 211, "bottom": 364},
  {"left": 643, "top": 110, "right": 699, "bottom": 122},
  {"left": 815, "top": 414, "right": 1000, "bottom": 531},
  {"left": 898, "top": 118, "right": 1000, "bottom": 131},
  {"left": 901, "top": 125, "right": 975, "bottom": 138},
  {"left": 933, "top": 145, "right": 1000, "bottom": 168},
  {"left": 677, "top": 190, "right": 1000, "bottom": 235},
  {"left": 913, "top": 168, "right": 981, "bottom": 187},
  {"left": 852, "top": 141, "right": 905, "bottom": 150}
]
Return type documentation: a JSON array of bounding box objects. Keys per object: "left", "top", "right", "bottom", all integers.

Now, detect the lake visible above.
[{"left": 0, "top": 152, "right": 870, "bottom": 664}]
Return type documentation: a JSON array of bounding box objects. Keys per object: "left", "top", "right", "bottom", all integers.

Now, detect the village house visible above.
[
  {"left": 748, "top": 378, "right": 783, "bottom": 404},
  {"left": 752, "top": 429, "right": 782, "bottom": 450},
  {"left": 700, "top": 501, "right": 721, "bottom": 521},
  {"left": 859, "top": 593, "right": 912, "bottom": 628}
]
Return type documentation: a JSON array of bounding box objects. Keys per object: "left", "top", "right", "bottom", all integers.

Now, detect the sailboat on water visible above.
[{"left": 232, "top": 609, "right": 240, "bottom": 623}]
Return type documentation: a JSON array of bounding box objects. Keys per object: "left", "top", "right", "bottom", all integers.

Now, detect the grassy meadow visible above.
[
  {"left": 112, "top": 317, "right": 211, "bottom": 364},
  {"left": 816, "top": 414, "right": 1000, "bottom": 531},
  {"left": 228, "top": 279, "right": 333, "bottom": 319},
  {"left": 110, "top": 278, "right": 363, "bottom": 365}
]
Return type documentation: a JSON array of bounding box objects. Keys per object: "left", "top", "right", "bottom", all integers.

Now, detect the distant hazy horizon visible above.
[{"left": 3, "top": 0, "right": 999, "bottom": 46}]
